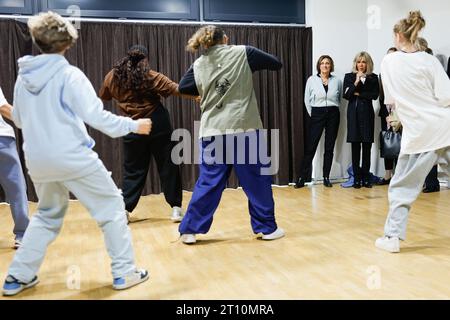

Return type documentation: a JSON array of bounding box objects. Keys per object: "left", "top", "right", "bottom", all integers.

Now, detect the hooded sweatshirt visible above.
[{"left": 13, "top": 54, "right": 139, "bottom": 183}]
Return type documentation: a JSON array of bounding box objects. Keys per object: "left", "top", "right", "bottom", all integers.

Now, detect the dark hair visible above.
[
  {"left": 316, "top": 55, "right": 334, "bottom": 74},
  {"left": 113, "top": 45, "right": 151, "bottom": 92},
  {"left": 425, "top": 47, "right": 434, "bottom": 55}
]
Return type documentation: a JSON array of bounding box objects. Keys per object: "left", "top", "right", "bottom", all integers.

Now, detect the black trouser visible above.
[
  {"left": 425, "top": 165, "right": 439, "bottom": 188},
  {"left": 122, "top": 105, "right": 182, "bottom": 212},
  {"left": 300, "top": 107, "right": 340, "bottom": 180},
  {"left": 351, "top": 142, "right": 372, "bottom": 183},
  {"left": 380, "top": 116, "right": 397, "bottom": 170}
]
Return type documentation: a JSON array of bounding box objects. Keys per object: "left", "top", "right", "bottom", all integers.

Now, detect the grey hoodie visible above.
[{"left": 13, "top": 54, "right": 139, "bottom": 182}]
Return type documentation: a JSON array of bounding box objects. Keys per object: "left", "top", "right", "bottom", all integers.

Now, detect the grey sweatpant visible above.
[
  {"left": 8, "top": 166, "right": 137, "bottom": 283},
  {"left": 0, "top": 136, "right": 29, "bottom": 239},
  {"left": 384, "top": 146, "right": 450, "bottom": 240}
]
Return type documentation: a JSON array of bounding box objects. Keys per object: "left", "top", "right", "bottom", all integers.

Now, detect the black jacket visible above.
[{"left": 343, "top": 72, "right": 380, "bottom": 143}]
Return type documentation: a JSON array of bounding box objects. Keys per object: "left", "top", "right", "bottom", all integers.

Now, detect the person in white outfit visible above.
[
  {"left": 375, "top": 11, "right": 450, "bottom": 253},
  {"left": 2, "top": 11, "right": 152, "bottom": 296}
]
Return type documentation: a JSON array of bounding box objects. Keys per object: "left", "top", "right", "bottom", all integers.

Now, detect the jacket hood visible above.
[{"left": 18, "top": 54, "right": 69, "bottom": 94}]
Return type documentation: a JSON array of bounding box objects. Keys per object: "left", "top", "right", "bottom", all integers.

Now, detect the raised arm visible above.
[
  {"left": 245, "top": 46, "right": 282, "bottom": 72},
  {"left": 63, "top": 68, "right": 151, "bottom": 138},
  {"left": 179, "top": 65, "right": 200, "bottom": 96},
  {"left": 99, "top": 70, "right": 114, "bottom": 101}
]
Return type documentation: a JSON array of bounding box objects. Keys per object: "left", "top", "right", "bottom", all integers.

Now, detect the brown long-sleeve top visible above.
[{"left": 99, "top": 69, "right": 178, "bottom": 119}]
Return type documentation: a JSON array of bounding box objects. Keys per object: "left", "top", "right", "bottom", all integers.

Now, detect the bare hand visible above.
[
  {"left": 194, "top": 96, "right": 201, "bottom": 103},
  {"left": 136, "top": 118, "right": 152, "bottom": 135},
  {"left": 0, "top": 103, "right": 13, "bottom": 121}
]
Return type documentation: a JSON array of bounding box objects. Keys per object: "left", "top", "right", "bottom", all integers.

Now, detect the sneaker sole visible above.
[
  {"left": 171, "top": 216, "right": 183, "bottom": 223},
  {"left": 113, "top": 273, "right": 149, "bottom": 290},
  {"left": 375, "top": 242, "right": 400, "bottom": 253},
  {"left": 261, "top": 234, "right": 285, "bottom": 240},
  {"left": 3, "top": 278, "right": 39, "bottom": 296}
]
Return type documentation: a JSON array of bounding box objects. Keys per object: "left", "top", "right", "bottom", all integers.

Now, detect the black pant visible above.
[
  {"left": 122, "top": 105, "right": 182, "bottom": 212},
  {"left": 425, "top": 165, "right": 439, "bottom": 188},
  {"left": 300, "top": 107, "right": 340, "bottom": 179},
  {"left": 351, "top": 142, "right": 372, "bottom": 182},
  {"left": 380, "top": 116, "right": 396, "bottom": 170}
]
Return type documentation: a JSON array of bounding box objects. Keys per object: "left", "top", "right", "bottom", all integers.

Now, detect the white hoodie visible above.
[{"left": 13, "top": 54, "right": 139, "bottom": 182}]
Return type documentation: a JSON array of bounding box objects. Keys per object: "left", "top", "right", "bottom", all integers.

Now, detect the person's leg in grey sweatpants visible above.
[
  {"left": 0, "top": 136, "right": 29, "bottom": 240},
  {"left": 8, "top": 166, "right": 137, "bottom": 283},
  {"left": 384, "top": 147, "right": 450, "bottom": 240}
]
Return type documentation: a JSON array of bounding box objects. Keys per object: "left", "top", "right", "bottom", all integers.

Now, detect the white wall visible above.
[
  {"left": 368, "top": 0, "right": 450, "bottom": 73},
  {"left": 305, "top": 0, "right": 450, "bottom": 181}
]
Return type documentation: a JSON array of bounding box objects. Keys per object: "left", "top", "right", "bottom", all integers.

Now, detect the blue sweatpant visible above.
[
  {"left": 179, "top": 132, "right": 277, "bottom": 235},
  {"left": 0, "top": 136, "right": 29, "bottom": 239}
]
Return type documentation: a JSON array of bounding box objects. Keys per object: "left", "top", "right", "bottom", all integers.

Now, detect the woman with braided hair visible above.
[{"left": 100, "top": 45, "right": 198, "bottom": 223}]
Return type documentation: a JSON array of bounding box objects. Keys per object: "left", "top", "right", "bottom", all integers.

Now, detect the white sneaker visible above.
[
  {"left": 171, "top": 207, "right": 184, "bottom": 223},
  {"left": 375, "top": 236, "right": 400, "bottom": 253},
  {"left": 13, "top": 239, "right": 23, "bottom": 250},
  {"left": 113, "top": 269, "right": 149, "bottom": 290},
  {"left": 261, "top": 227, "right": 285, "bottom": 240},
  {"left": 126, "top": 210, "right": 143, "bottom": 224},
  {"left": 181, "top": 234, "right": 196, "bottom": 244}
]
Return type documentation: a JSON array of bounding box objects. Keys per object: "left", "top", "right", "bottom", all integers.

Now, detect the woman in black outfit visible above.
[{"left": 343, "top": 51, "right": 380, "bottom": 188}]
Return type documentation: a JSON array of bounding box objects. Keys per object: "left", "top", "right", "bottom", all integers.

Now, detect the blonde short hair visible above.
[
  {"left": 28, "top": 11, "right": 78, "bottom": 53},
  {"left": 352, "top": 51, "right": 374, "bottom": 75},
  {"left": 393, "top": 11, "right": 425, "bottom": 44}
]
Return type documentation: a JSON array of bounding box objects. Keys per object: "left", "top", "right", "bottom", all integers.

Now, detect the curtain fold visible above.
[{"left": 0, "top": 19, "right": 312, "bottom": 202}]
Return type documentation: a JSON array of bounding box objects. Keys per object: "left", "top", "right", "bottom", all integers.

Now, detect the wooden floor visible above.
[{"left": 0, "top": 183, "right": 449, "bottom": 300}]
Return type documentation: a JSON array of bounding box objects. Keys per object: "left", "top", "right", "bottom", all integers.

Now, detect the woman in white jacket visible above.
[
  {"left": 295, "top": 55, "right": 342, "bottom": 188},
  {"left": 375, "top": 11, "right": 450, "bottom": 253}
]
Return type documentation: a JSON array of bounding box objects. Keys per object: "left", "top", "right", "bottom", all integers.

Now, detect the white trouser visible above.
[
  {"left": 8, "top": 166, "right": 136, "bottom": 282},
  {"left": 384, "top": 147, "right": 450, "bottom": 240}
]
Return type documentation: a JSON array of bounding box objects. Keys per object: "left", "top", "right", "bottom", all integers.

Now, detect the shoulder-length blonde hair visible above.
[{"left": 351, "top": 51, "right": 374, "bottom": 75}]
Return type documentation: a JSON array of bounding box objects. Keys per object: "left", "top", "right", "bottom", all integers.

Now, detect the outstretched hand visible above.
[{"left": 136, "top": 118, "right": 152, "bottom": 135}]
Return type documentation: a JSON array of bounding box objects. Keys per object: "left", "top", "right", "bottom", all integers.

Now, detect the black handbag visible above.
[{"left": 380, "top": 130, "right": 401, "bottom": 159}]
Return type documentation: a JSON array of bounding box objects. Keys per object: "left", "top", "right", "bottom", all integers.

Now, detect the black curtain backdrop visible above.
[{"left": 0, "top": 19, "right": 312, "bottom": 202}]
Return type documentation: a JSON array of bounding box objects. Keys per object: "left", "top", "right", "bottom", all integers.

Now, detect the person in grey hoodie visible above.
[{"left": 2, "top": 11, "right": 151, "bottom": 296}]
